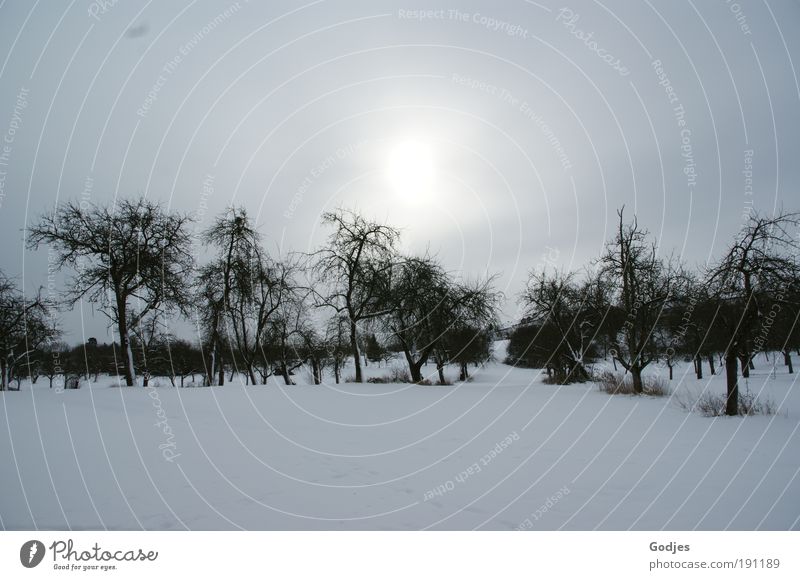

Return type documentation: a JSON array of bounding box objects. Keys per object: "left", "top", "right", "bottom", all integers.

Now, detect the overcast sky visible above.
[{"left": 1, "top": 0, "right": 799, "bottom": 343}]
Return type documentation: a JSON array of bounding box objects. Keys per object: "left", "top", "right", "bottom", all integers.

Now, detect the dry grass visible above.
[
  {"left": 365, "top": 367, "right": 413, "bottom": 384},
  {"left": 595, "top": 370, "right": 669, "bottom": 397},
  {"left": 676, "top": 388, "right": 778, "bottom": 417}
]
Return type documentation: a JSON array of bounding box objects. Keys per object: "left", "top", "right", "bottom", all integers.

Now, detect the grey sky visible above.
[{"left": 1, "top": 0, "right": 798, "bottom": 343}]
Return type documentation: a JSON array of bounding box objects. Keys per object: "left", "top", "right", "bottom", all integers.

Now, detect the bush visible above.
[
  {"left": 595, "top": 370, "right": 668, "bottom": 397},
  {"left": 678, "top": 388, "right": 777, "bottom": 417},
  {"left": 645, "top": 376, "right": 669, "bottom": 397},
  {"left": 541, "top": 373, "right": 562, "bottom": 385},
  {"left": 365, "top": 367, "right": 412, "bottom": 384},
  {"left": 541, "top": 368, "right": 589, "bottom": 385}
]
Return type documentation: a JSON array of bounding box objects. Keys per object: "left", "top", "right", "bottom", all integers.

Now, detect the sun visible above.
[{"left": 385, "top": 139, "right": 435, "bottom": 200}]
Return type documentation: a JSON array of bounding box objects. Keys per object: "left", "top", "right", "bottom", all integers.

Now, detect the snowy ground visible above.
[{"left": 1, "top": 342, "right": 798, "bottom": 530}]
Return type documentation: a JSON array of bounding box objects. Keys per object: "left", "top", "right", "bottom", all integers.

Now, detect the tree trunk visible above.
[
  {"left": 695, "top": 354, "right": 702, "bottom": 380},
  {"left": 740, "top": 354, "right": 750, "bottom": 378},
  {"left": 334, "top": 361, "right": 341, "bottom": 384},
  {"left": 725, "top": 352, "right": 739, "bottom": 416},
  {"left": 631, "top": 365, "right": 643, "bottom": 394},
  {"left": 117, "top": 309, "right": 135, "bottom": 386},
  {"left": 404, "top": 350, "right": 425, "bottom": 383},
  {"left": 311, "top": 359, "right": 321, "bottom": 385},
  {"left": 785, "top": 350, "right": 794, "bottom": 374},
  {"left": 112, "top": 288, "right": 135, "bottom": 387},
  {"left": 350, "top": 319, "right": 362, "bottom": 383},
  {"left": 281, "top": 363, "right": 292, "bottom": 386},
  {"left": 409, "top": 360, "right": 423, "bottom": 383},
  {"left": 708, "top": 353, "right": 716, "bottom": 375},
  {"left": 207, "top": 345, "right": 216, "bottom": 386},
  {"left": 459, "top": 362, "right": 469, "bottom": 381},
  {"left": 437, "top": 362, "right": 445, "bottom": 385}
]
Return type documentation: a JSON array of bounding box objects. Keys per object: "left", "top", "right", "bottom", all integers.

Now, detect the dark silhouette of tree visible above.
[
  {"left": 0, "top": 270, "right": 58, "bottom": 390},
  {"left": 520, "top": 268, "right": 606, "bottom": 382},
  {"left": 324, "top": 314, "right": 351, "bottom": 384},
  {"left": 200, "top": 208, "right": 295, "bottom": 385},
  {"left": 706, "top": 210, "right": 800, "bottom": 415},
  {"left": 600, "top": 208, "right": 680, "bottom": 393},
  {"left": 311, "top": 209, "right": 399, "bottom": 383},
  {"left": 364, "top": 333, "right": 386, "bottom": 365},
  {"left": 382, "top": 255, "right": 499, "bottom": 383},
  {"left": 27, "top": 198, "right": 194, "bottom": 386}
]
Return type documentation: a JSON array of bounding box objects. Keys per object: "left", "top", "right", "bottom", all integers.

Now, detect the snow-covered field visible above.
[{"left": 2, "top": 342, "right": 798, "bottom": 530}]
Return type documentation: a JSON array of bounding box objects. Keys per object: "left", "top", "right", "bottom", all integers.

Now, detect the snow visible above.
[{"left": 1, "top": 342, "right": 799, "bottom": 530}]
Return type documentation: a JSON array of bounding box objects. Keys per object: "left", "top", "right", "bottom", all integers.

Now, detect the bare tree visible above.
[
  {"left": 265, "top": 286, "right": 306, "bottom": 385},
  {"left": 199, "top": 208, "right": 297, "bottom": 385},
  {"left": 200, "top": 207, "right": 259, "bottom": 385},
  {"left": 600, "top": 208, "right": 679, "bottom": 393},
  {"left": 311, "top": 209, "right": 399, "bottom": 383},
  {"left": 706, "top": 211, "right": 800, "bottom": 415},
  {"left": 195, "top": 260, "right": 227, "bottom": 385},
  {"left": 384, "top": 255, "right": 500, "bottom": 383},
  {"left": 229, "top": 251, "right": 295, "bottom": 385},
  {"left": 520, "top": 268, "right": 606, "bottom": 382},
  {"left": 0, "top": 271, "right": 58, "bottom": 390},
  {"left": 324, "top": 314, "right": 351, "bottom": 384},
  {"left": 27, "top": 198, "right": 194, "bottom": 386}
]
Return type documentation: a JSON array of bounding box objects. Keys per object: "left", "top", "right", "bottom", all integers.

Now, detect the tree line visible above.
[
  {"left": 1, "top": 200, "right": 500, "bottom": 390},
  {"left": 5, "top": 198, "right": 798, "bottom": 417},
  {"left": 507, "top": 208, "right": 800, "bottom": 415}
]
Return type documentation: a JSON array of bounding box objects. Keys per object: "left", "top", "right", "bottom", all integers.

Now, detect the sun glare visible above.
[{"left": 386, "top": 139, "right": 435, "bottom": 200}]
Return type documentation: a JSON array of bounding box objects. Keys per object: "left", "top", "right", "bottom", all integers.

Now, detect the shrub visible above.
[
  {"left": 595, "top": 370, "right": 668, "bottom": 397},
  {"left": 675, "top": 388, "right": 777, "bottom": 417},
  {"left": 390, "top": 367, "right": 411, "bottom": 383},
  {"left": 365, "top": 367, "right": 412, "bottom": 384},
  {"left": 541, "top": 373, "right": 563, "bottom": 385},
  {"left": 645, "top": 376, "right": 669, "bottom": 397}
]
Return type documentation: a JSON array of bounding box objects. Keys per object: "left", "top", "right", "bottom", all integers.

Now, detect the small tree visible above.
[
  {"left": 160, "top": 338, "right": 205, "bottom": 387},
  {"left": 40, "top": 341, "right": 70, "bottom": 388},
  {"left": 520, "top": 268, "right": 605, "bottom": 382},
  {"left": 444, "top": 325, "right": 493, "bottom": 382},
  {"left": 364, "top": 333, "right": 387, "bottom": 365}
]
